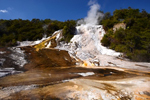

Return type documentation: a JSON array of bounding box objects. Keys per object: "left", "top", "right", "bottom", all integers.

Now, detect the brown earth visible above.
[{"left": 21, "top": 46, "right": 76, "bottom": 70}]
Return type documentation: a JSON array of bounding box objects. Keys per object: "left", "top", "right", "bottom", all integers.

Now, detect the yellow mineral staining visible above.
[
  {"left": 34, "top": 32, "right": 60, "bottom": 51},
  {"left": 82, "top": 61, "right": 88, "bottom": 67},
  {"left": 91, "top": 63, "right": 95, "bottom": 66},
  {"left": 81, "top": 61, "right": 95, "bottom": 68}
]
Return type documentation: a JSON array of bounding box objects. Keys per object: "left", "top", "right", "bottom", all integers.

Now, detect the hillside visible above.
[{"left": 101, "top": 8, "right": 150, "bottom": 62}]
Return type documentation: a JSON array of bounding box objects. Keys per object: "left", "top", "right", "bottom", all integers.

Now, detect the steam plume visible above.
[{"left": 77, "top": 0, "right": 103, "bottom": 25}]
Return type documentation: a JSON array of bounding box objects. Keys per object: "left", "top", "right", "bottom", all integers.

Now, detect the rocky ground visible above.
[{"left": 0, "top": 46, "right": 150, "bottom": 100}]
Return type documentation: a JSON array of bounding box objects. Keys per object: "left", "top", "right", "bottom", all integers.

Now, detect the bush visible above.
[
  {"left": 101, "top": 29, "right": 113, "bottom": 47},
  {"left": 130, "top": 50, "right": 150, "bottom": 62},
  {"left": 62, "top": 20, "right": 76, "bottom": 43}
]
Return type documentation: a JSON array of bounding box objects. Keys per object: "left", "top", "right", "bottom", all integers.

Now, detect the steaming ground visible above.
[{"left": 54, "top": 24, "right": 150, "bottom": 72}]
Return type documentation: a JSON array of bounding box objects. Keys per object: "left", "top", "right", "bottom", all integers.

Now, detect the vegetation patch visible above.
[
  {"left": 0, "top": 19, "right": 76, "bottom": 47},
  {"left": 101, "top": 8, "right": 150, "bottom": 62}
]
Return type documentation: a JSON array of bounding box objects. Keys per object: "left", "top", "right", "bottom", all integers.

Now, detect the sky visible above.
[{"left": 0, "top": 0, "right": 150, "bottom": 21}]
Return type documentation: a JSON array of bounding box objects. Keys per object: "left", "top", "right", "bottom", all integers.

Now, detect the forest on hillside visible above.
[
  {"left": 0, "top": 8, "right": 150, "bottom": 62},
  {"left": 0, "top": 19, "right": 76, "bottom": 46},
  {"left": 101, "top": 7, "right": 150, "bottom": 62}
]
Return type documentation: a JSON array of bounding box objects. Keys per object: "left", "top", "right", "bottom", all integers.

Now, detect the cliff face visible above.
[{"left": 113, "top": 23, "right": 126, "bottom": 32}]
